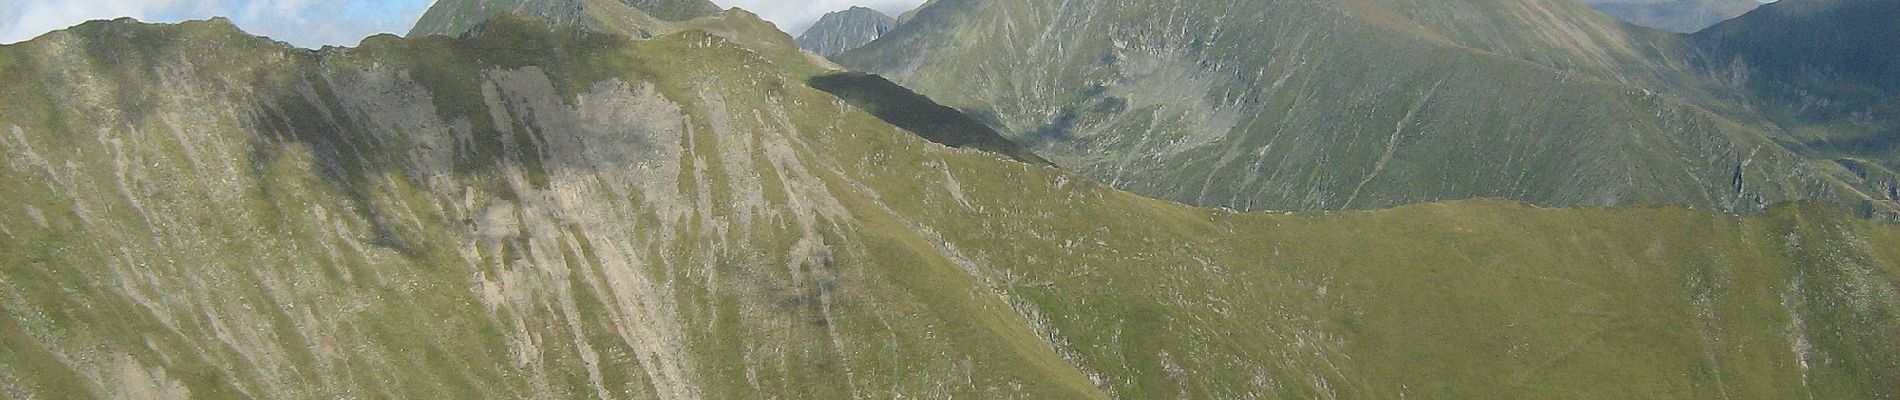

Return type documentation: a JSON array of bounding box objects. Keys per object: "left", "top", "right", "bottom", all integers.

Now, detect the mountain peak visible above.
[{"left": 796, "top": 6, "right": 901, "bottom": 57}]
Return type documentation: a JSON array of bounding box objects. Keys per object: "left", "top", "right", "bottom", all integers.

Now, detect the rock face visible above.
[
  {"left": 796, "top": 7, "right": 900, "bottom": 57},
  {"left": 3, "top": 1, "right": 1900, "bottom": 400},
  {"left": 836, "top": 0, "right": 1880, "bottom": 216},
  {"left": 1577, "top": 0, "right": 1764, "bottom": 32}
]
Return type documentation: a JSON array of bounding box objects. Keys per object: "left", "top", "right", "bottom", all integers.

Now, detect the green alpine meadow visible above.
[{"left": 0, "top": 0, "right": 1895, "bottom": 398}]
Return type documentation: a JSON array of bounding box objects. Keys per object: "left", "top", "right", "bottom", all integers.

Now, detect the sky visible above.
[{"left": 0, "top": 0, "right": 925, "bottom": 48}]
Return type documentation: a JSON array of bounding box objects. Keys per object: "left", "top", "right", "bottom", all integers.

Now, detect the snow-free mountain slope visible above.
[
  {"left": 796, "top": 6, "right": 900, "bottom": 57},
  {"left": 2, "top": 0, "right": 1899, "bottom": 399},
  {"left": 409, "top": 0, "right": 722, "bottom": 37},
  {"left": 1691, "top": 0, "right": 1900, "bottom": 177},
  {"left": 836, "top": 0, "right": 1881, "bottom": 216}
]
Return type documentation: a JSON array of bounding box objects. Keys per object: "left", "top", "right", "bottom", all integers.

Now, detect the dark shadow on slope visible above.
[{"left": 807, "top": 72, "right": 1052, "bottom": 166}]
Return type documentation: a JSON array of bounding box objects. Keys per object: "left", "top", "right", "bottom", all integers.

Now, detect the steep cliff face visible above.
[
  {"left": 1578, "top": 0, "right": 1764, "bottom": 33},
  {"left": 836, "top": 0, "right": 1872, "bottom": 216},
  {"left": 796, "top": 7, "right": 900, "bottom": 58},
  {"left": 3, "top": 3, "right": 1900, "bottom": 400}
]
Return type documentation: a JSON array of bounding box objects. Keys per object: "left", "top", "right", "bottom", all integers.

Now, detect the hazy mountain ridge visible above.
[
  {"left": 796, "top": 7, "right": 900, "bottom": 57},
  {"left": 1686, "top": 0, "right": 1900, "bottom": 203},
  {"left": 1578, "top": 0, "right": 1765, "bottom": 32},
  {"left": 1, "top": 0, "right": 1899, "bottom": 399}
]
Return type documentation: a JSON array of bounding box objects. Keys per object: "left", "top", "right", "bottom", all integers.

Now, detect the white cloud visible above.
[{"left": 714, "top": 0, "right": 927, "bottom": 35}]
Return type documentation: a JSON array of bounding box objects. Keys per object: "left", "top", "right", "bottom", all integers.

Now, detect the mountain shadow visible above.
[{"left": 808, "top": 72, "right": 1052, "bottom": 166}]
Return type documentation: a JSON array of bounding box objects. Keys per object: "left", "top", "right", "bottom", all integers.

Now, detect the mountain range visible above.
[
  {"left": 0, "top": 0, "right": 1896, "bottom": 398},
  {"left": 835, "top": 0, "right": 1900, "bottom": 219}
]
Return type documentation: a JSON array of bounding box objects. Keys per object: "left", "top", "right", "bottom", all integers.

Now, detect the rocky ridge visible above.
[{"left": 796, "top": 7, "right": 901, "bottom": 58}]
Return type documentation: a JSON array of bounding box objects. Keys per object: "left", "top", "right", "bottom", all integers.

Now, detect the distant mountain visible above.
[
  {"left": 1689, "top": 0, "right": 1900, "bottom": 198},
  {"left": 1696, "top": 0, "right": 1900, "bottom": 94},
  {"left": 836, "top": 0, "right": 1888, "bottom": 217},
  {"left": 796, "top": 6, "right": 900, "bottom": 57},
  {"left": 1577, "top": 0, "right": 1764, "bottom": 32},
  {"left": 3, "top": 0, "right": 1900, "bottom": 398}
]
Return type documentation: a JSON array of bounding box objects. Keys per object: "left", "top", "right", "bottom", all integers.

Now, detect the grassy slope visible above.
[
  {"left": 813, "top": 63, "right": 1900, "bottom": 395},
  {"left": 621, "top": 0, "right": 724, "bottom": 21},
  {"left": 409, "top": 0, "right": 722, "bottom": 37},
  {"left": 0, "top": 16, "right": 1104, "bottom": 399},
  {"left": 0, "top": 8, "right": 1897, "bottom": 400}
]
